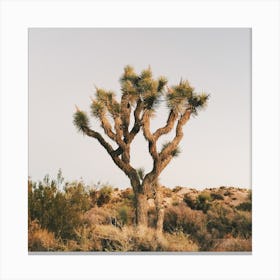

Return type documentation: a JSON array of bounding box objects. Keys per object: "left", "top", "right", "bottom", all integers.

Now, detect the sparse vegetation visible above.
[{"left": 28, "top": 174, "right": 251, "bottom": 252}]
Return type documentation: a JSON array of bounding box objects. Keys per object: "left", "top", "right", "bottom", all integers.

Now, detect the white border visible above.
[{"left": 0, "top": 1, "right": 279, "bottom": 280}]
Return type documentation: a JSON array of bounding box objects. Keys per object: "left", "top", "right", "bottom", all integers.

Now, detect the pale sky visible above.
[{"left": 29, "top": 28, "right": 251, "bottom": 189}]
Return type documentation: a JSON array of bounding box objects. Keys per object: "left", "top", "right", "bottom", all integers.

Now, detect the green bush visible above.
[
  {"left": 97, "top": 186, "right": 113, "bottom": 206},
  {"left": 236, "top": 202, "right": 252, "bottom": 211},
  {"left": 118, "top": 205, "right": 130, "bottom": 225},
  {"left": 195, "top": 193, "right": 212, "bottom": 213},
  {"left": 183, "top": 194, "right": 196, "bottom": 209},
  {"left": 183, "top": 192, "right": 212, "bottom": 213},
  {"left": 210, "top": 193, "right": 224, "bottom": 200},
  {"left": 28, "top": 179, "right": 91, "bottom": 239}
]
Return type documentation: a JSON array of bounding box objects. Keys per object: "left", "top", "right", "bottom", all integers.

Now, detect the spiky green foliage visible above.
[
  {"left": 90, "top": 100, "right": 105, "bottom": 117},
  {"left": 166, "top": 80, "right": 193, "bottom": 113},
  {"left": 161, "top": 142, "right": 181, "bottom": 158},
  {"left": 143, "top": 92, "right": 161, "bottom": 110},
  {"left": 161, "top": 141, "right": 170, "bottom": 151},
  {"left": 73, "top": 111, "right": 89, "bottom": 132},
  {"left": 171, "top": 146, "right": 181, "bottom": 157},
  {"left": 188, "top": 93, "right": 210, "bottom": 115},
  {"left": 120, "top": 65, "right": 139, "bottom": 84},
  {"left": 137, "top": 168, "right": 145, "bottom": 181},
  {"left": 157, "top": 76, "right": 168, "bottom": 92},
  {"left": 166, "top": 80, "right": 209, "bottom": 114},
  {"left": 138, "top": 68, "right": 155, "bottom": 93}
]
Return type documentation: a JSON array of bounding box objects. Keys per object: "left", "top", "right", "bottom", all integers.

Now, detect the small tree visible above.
[{"left": 73, "top": 66, "right": 209, "bottom": 229}]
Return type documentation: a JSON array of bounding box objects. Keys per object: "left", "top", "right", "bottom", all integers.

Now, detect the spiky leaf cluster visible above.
[
  {"left": 157, "top": 76, "right": 168, "bottom": 92},
  {"left": 166, "top": 80, "right": 209, "bottom": 114},
  {"left": 137, "top": 167, "right": 145, "bottom": 181},
  {"left": 171, "top": 146, "right": 181, "bottom": 157},
  {"left": 91, "top": 88, "right": 120, "bottom": 118},
  {"left": 119, "top": 65, "right": 168, "bottom": 111},
  {"left": 73, "top": 111, "right": 89, "bottom": 132},
  {"left": 188, "top": 93, "right": 210, "bottom": 115},
  {"left": 161, "top": 142, "right": 181, "bottom": 158}
]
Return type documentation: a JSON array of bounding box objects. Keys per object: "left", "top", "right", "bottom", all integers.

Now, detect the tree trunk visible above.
[
  {"left": 155, "top": 189, "right": 164, "bottom": 234},
  {"left": 156, "top": 208, "right": 164, "bottom": 234},
  {"left": 135, "top": 193, "right": 148, "bottom": 227}
]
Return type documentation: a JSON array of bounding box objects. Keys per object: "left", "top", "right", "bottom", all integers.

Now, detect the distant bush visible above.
[
  {"left": 117, "top": 205, "right": 134, "bottom": 226},
  {"left": 183, "top": 192, "right": 212, "bottom": 213},
  {"left": 210, "top": 193, "right": 224, "bottom": 200},
  {"left": 163, "top": 204, "right": 206, "bottom": 236},
  {"left": 183, "top": 194, "right": 196, "bottom": 209},
  {"left": 206, "top": 203, "right": 252, "bottom": 240},
  {"left": 97, "top": 186, "right": 113, "bottom": 206},
  {"left": 236, "top": 202, "right": 252, "bottom": 211},
  {"left": 224, "top": 190, "right": 232, "bottom": 196},
  {"left": 172, "top": 186, "right": 183, "bottom": 192}
]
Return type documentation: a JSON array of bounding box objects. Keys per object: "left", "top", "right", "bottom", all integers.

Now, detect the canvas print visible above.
[{"left": 28, "top": 28, "right": 251, "bottom": 252}]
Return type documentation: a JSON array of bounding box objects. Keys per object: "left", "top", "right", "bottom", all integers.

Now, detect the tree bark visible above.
[
  {"left": 155, "top": 185, "right": 164, "bottom": 234},
  {"left": 156, "top": 208, "right": 164, "bottom": 234},
  {"left": 135, "top": 193, "right": 148, "bottom": 227}
]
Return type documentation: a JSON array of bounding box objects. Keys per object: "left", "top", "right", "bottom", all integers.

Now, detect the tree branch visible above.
[
  {"left": 82, "top": 126, "right": 139, "bottom": 187},
  {"left": 153, "top": 110, "right": 178, "bottom": 140},
  {"left": 120, "top": 94, "right": 131, "bottom": 142},
  {"left": 142, "top": 110, "right": 159, "bottom": 161},
  {"left": 99, "top": 113, "right": 117, "bottom": 142},
  {"left": 159, "top": 109, "right": 191, "bottom": 161},
  {"left": 128, "top": 98, "right": 143, "bottom": 144}
]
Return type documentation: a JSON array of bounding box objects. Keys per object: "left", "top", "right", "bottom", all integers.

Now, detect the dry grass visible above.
[
  {"left": 213, "top": 237, "right": 252, "bottom": 252},
  {"left": 28, "top": 220, "right": 58, "bottom": 251},
  {"left": 72, "top": 224, "right": 198, "bottom": 252}
]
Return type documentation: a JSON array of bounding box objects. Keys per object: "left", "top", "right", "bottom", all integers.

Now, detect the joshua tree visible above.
[{"left": 73, "top": 66, "right": 209, "bottom": 229}]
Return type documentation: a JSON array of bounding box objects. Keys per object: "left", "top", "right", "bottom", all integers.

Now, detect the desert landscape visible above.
[
  {"left": 28, "top": 31, "right": 252, "bottom": 253},
  {"left": 28, "top": 177, "right": 251, "bottom": 252}
]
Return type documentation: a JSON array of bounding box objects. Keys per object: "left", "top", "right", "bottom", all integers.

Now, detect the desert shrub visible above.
[
  {"left": 183, "top": 192, "right": 212, "bottom": 213},
  {"left": 172, "top": 200, "right": 179, "bottom": 206},
  {"left": 97, "top": 186, "right": 113, "bottom": 206},
  {"left": 28, "top": 220, "right": 59, "bottom": 251},
  {"left": 236, "top": 201, "right": 252, "bottom": 212},
  {"left": 163, "top": 204, "right": 214, "bottom": 250},
  {"left": 161, "top": 187, "right": 172, "bottom": 198},
  {"left": 164, "top": 231, "right": 199, "bottom": 251},
  {"left": 28, "top": 179, "right": 91, "bottom": 239},
  {"left": 196, "top": 192, "right": 212, "bottom": 213},
  {"left": 89, "top": 189, "right": 98, "bottom": 206},
  {"left": 247, "top": 189, "right": 252, "bottom": 201},
  {"left": 224, "top": 190, "right": 232, "bottom": 196},
  {"left": 213, "top": 237, "right": 252, "bottom": 252},
  {"left": 183, "top": 194, "right": 196, "bottom": 209},
  {"left": 206, "top": 204, "right": 234, "bottom": 238},
  {"left": 163, "top": 204, "right": 205, "bottom": 235},
  {"left": 121, "top": 188, "right": 134, "bottom": 200},
  {"left": 64, "top": 182, "right": 91, "bottom": 211},
  {"left": 210, "top": 193, "right": 224, "bottom": 200},
  {"left": 231, "top": 211, "right": 252, "bottom": 238},
  {"left": 84, "top": 207, "right": 116, "bottom": 225},
  {"left": 80, "top": 225, "right": 199, "bottom": 252},
  {"left": 72, "top": 225, "right": 100, "bottom": 251},
  {"left": 117, "top": 205, "right": 134, "bottom": 225},
  {"left": 172, "top": 186, "right": 182, "bottom": 192},
  {"left": 206, "top": 204, "right": 252, "bottom": 240},
  {"left": 147, "top": 208, "right": 157, "bottom": 228}
]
